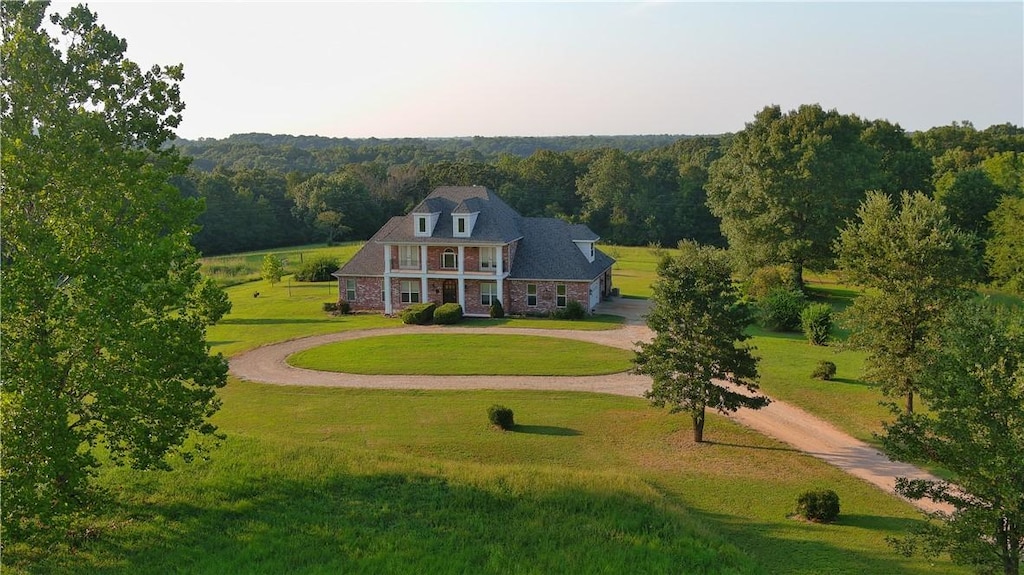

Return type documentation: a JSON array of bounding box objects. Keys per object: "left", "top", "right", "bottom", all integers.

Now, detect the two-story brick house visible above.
[{"left": 334, "top": 186, "right": 615, "bottom": 317}]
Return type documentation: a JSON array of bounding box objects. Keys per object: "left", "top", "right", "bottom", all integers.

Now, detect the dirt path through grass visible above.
[{"left": 229, "top": 298, "right": 952, "bottom": 515}]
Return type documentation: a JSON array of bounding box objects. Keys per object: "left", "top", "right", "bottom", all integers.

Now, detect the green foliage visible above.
[
  {"left": 487, "top": 405, "right": 515, "bottom": 430},
  {"left": 323, "top": 302, "right": 339, "bottom": 313},
  {"left": 488, "top": 299, "right": 505, "bottom": 319},
  {"left": 934, "top": 168, "right": 1001, "bottom": 239},
  {"left": 882, "top": 301, "right": 1024, "bottom": 574},
  {"left": 836, "top": 191, "right": 979, "bottom": 413},
  {"left": 294, "top": 255, "right": 339, "bottom": 282},
  {"left": 801, "top": 303, "right": 834, "bottom": 345},
  {"left": 401, "top": 303, "right": 436, "bottom": 325},
  {"left": 706, "top": 104, "right": 887, "bottom": 285},
  {"left": 757, "top": 288, "right": 807, "bottom": 332},
  {"left": 986, "top": 196, "right": 1024, "bottom": 295},
  {"left": 811, "top": 361, "right": 837, "bottom": 381},
  {"left": 434, "top": 303, "right": 463, "bottom": 325},
  {"left": 743, "top": 266, "right": 793, "bottom": 300},
  {"left": 260, "top": 253, "right": 284, "bottom": 285},
  {"left": 336, "top": 300, "right": 351, "bottom": 314},
  {"left": 0, "top": 1, "right": 228, "bottom": 543},
  {"left": 634, "top": 245, "right": 768, "bottom": 442},
  {"left": 796, "top": 490, "right": 841, "bottom": 523},
  {"left": 553, "top": 299, "right": 586, "bottom": 320}
]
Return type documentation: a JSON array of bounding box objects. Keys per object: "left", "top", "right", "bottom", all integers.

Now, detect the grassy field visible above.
[
  {"left": 17, "top": 387, "right": 965, "bottom": 574},
  {"left": 288, "top": 334, "right": 634, "bottom": 376},
  {"left": 7, "top": 243, "right": 977, "bottom": 573},
  {"left": 201, "top": 242, "right": 365, "bottom": 286}
]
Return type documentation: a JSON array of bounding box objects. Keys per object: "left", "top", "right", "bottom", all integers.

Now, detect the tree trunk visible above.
[
  {"left": 789, "top": 262, "right": 804, "bottom": 291},
  {"left": 692, "top": 409, "right": 706, "bottom": 443},
  {"left": 905, "top": 390, "right": 914, "bottom": 415}
]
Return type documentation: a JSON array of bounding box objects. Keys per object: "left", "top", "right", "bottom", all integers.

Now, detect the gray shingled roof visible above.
[
  {"left": 386, "top": 186, "right": 521, "bottom": 244},
  {"left": 334, "top": 187, "right": 614, "bottom": 281},
  {"left": 508, "top": 218, "right": 614, "bottom": 282}
]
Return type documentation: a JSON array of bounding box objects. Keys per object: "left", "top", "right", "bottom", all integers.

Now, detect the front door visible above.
[{"left": 442, "top": 280, "right": 457, "bottom": 304}]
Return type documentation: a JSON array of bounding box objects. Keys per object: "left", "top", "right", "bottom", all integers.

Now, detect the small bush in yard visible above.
[
  {"left": 322, "top": 302, "right": 339, "bottom": 313},
  {"left": 554, "top": 300, "right": 586, "bottom": 320},
  {"left": 796, "top": 489, "right": 840, "bottom": 523},
  {"left": 744, "top": 265, "right": 793, "bottom": 300},
  {"left": 812, "top": 361, "right": 837, "bottom": 381},
  {"left": 801, "top": 303, "right": 833, "bottom": 345},
  {"left": 294, "top": 256, "right": 339, "bottom": 282},
  {"left": 488, "top": 405, "right": 514, "bottom": 430},
  {"left": 758, "top": 288, "right": 806, "bottom": 332},
  {"left": 489, "top": 300, "right": 504, "bottom": 319},
  {"left": 434, "top": 303, "right": 463, "bottom": 325},
  {"left": 336, "top": 300, "right": 351, "bottom": 314},
  {"left": 401, "top": 303, "right": 436, "bottom": 325}
]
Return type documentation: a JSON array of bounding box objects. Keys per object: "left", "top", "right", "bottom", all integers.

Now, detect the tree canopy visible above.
[
  {"left": 835, "top": 191, "right": 978, "bottom": 414},
  {"left": 1, "top": 1, "right": 229, "bottom": 541},
  {"left": 883, "top": 301, "right": 1024, "bottom": 575},
  {"left": 634, "top": 244, "right": 768, "bottom": 442},
  {"left": 705, "top": 104, "right": 888, "bottom": 286}
]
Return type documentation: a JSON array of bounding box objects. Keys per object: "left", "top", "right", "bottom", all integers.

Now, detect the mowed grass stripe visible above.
[{"left": 287, "top": 334, "right": 634, "bottom": 376}]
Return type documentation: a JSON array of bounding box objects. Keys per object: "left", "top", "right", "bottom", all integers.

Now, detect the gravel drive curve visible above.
[{"left": 229, "top": 298, "right": 952, "bottom": 515}]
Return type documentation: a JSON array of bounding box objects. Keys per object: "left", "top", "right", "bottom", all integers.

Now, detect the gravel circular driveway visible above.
[{"left": 229, "top": 297, "right": 952, "bottom": 515}]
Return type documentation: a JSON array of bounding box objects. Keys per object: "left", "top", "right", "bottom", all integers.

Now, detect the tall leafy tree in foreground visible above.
[
  {"left": 986, "top": 196, "right": 1024, "bottom": 295},
  {"left": 1, "top": 1, "right": 229, "bottom": 541},
  {"left": 883, "top": 301, "right": 1024, "bottom": 575},
  {"left": 706, "top": 104, "right": 885, "bottom": 287},
  {"left": 835, "top": 191, "right": 978, "bottom": 414},
  {"left": 634, "top": 244, "right": 768, "bottom": 443}
]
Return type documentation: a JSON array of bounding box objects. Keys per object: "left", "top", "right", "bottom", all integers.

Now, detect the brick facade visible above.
[
  {"left": 340, "top": 276, "right": 384, "bottom": 311},
  {"left": 506, "top": 280, "right": 590, "bottom": 316}
]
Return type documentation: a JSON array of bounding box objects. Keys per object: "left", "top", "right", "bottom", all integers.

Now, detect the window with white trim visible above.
[
  {"left": 400, "top": 280, "right": 420, "bottom": 304},
  {"left": 527, "top": 284, "right": 537, "bottom": 306},
  {"left": 417, "top": 217, "right": 427, "bottom": 234},
  {"left": 345, "top": 278, "right": 356, "bottom": 301},
  {"left": 481, "top": 282, "right": 498, "bottom": 306},
  {"left": 457, "top": 217, "right": 466, "bottom": 234},
  {"left": 441, "top": 248, "right": 458, "bottom": 269},
  {"left": 479, "top": 247, "right": 496, "bottom": 270},
  {"left": 556, "top": 284, "right": 567, "bottom": 307},
  {"left": 399, "top": 245, "right": 419, "bottom": 269}
]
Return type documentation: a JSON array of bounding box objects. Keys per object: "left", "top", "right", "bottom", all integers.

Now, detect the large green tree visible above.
[
  {"left": 633, "top": 244, "right": 768, "bottom": 442},
  {"left": 1, "top": 1, "right": 229, "bottom": 541},
  {"left": 706, "top": 104, "right": 886, "bottom": 287},
  {"left": 986, "top": 196, "right": 1024, "bottom": 295},
  {"left": 883, "top": 301, "right": 1023, "bottom": 575},
  {"left": 835, "top": 191, "right": 978, "bottom": 414}
]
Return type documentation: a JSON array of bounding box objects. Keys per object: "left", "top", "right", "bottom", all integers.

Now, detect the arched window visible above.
[{"left": 441, "top": 248, "right": 458, "bottom": 269}]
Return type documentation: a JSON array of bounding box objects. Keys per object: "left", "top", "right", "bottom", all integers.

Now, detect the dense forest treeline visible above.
[{"left": 174, "top": 115, "right": 1023, "bottom": 291}]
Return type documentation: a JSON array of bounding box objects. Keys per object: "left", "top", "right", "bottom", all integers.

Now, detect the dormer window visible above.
[
  {"left": 414, "top": 212, "right": 439, "bottom": 237},
  {"left": 452, "top": 212, "right": 477, "bottom": 238},
  {"left": 418, "top": 217, "right": 427, "bottom": 234}
]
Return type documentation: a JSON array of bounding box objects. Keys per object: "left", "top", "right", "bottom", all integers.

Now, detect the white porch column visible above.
[
  {"left": 496, "top": 244, "right": 505, "bottom": 308},
  {"left": 420, "top": 244, "right": 427, "bottom": 273},
  {"left": 457, "top": 245, "right": 466, "bottom": 309},
  {"left": 382, "top": 244, "right": 392, "bottom": 314}
]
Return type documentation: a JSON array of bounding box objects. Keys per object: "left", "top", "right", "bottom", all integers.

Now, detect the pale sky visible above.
[{"left": 65, "top": 1, "right": 1024, "bottom": 139}]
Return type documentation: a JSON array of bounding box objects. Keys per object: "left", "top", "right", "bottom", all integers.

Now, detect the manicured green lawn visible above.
[
  {"left": 11, "top": 385, "right": 966, "bottom": 574},
  {"left": 604, "top": 244, "right": 679, "bottom": 298},
  {"left": 201, "top": 242, "right": 365, "bottom": 286},
  {"left": 287, "top": 334, "right": 634, "bottom": 376},
  {"left": 460, "top": 314, "right": 625, "bottom": 331}
]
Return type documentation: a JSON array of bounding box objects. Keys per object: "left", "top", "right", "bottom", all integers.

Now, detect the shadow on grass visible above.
[
  {"left": 30, "top": 472, "right": 757, "bottom": 574},
  {"left": 830, "top": 377, "right": 877, "bottom": 388},
  {"left": 702, "top": 440, "right": 799, "bottom": 454},
  {"left": 684, "top": 508, "right": 938, "bottom": 575},
  {"left": 218, "top": 318, "right": 337, "bottom": 326},
  {"left": 512, "top": 425, "right": 582, "bottom": 436}
]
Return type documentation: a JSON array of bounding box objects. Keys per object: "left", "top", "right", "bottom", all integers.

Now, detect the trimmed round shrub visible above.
[
  {"left": 758, "top": 288, "right": 806, "bottom": 332},
  {"left": 812, "top": 360, "right": 837, "bottom": 381},
  {"left": 401, "top": 302, "right": 436, "bottom": 325},
  {"left": 434, "top": 303, "right": 463, "bottom": 325},
  {"left": 294, "top": 256, "right": 339, "bottom": 282},
  {"left": 801, "top": 303, "right": 833, "bottom": 345},
  {"left": 489, "top": 300, "right": 505, "bottom": 319},
  {"left": 796, "top": 489, "right": 840, "bottom": 523},
  {"left": 322, "top": 301, "right": 339, "bottom": 313},
  {"left": 744, "top": 265, "right": 792, "bottom": 300},
  {"left": 336, "top": 300, "right": 351, "bottom": 314},
  {"left": 488, "top": 405, "right": 515, "bottom": 430}
]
